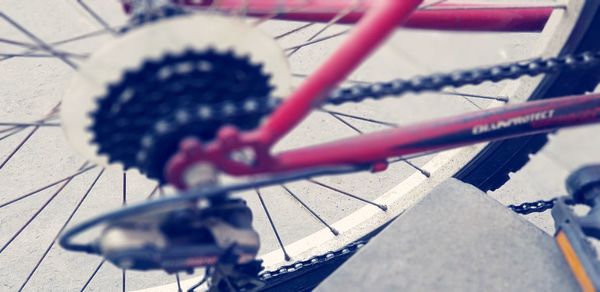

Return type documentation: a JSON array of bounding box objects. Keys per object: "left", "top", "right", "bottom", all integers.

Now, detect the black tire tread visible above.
[{"left": 455, "top": 2, "right": 600, "bottom": 191}]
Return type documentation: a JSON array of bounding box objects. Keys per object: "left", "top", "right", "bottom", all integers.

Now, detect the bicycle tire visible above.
[
  {"left": 455, "top": 0, "right": 600, "bottom": 191},
  {"left": 136, "top": 2, "right": 600, "bottom": 291},
  {"left": 261, "top": 1, "right": 600, "bottom": 289},
  {"left": 2, "top": 1, "right": 599, "bottom": 291}
]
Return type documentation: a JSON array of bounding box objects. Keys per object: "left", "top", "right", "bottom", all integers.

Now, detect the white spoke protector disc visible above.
[{"left": 61, "top": 14, "right": 292, "bottom": 170}]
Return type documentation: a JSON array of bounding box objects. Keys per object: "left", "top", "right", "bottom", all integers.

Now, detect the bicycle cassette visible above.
[{"left": 61, "top": 13, "right": 291, "bottom": 173}]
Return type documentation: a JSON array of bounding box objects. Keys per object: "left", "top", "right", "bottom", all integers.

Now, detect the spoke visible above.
[
  {"left": 80, "top": 260, "right": 105, "bottom": 292},
  {"left": 122, "top": 172, "right": 127, "bottom": 292},
  {"left": 388, "top": 150, "right": 449, "bottom": 176},
  {"left": 0, "top": 164, "right": 96, "bottom": 209},
  {"left": 307, "top": 179, "right": 387, "bottom": 211},
  {"left": 176, "top": 273, "right": 183, "bottom": 292},
  {"left": 287, "top": 4, "right": 356, "bottom": 57},
  {"left": 146, "top": 184, "right": 161, "bottom": 200},
  {"left": 0, "top": 37, "right": 86, "bottom": 57},
  {"left": 0, "top": 103, "right": 60, "bottom": 170},
  {"left": 387, "top": 157, "right": 431, "bottom": 178},
  {"left": 326, "top": 113, "right": 430, "bottom": 177},
  {"left": 18, "top": 168, "right": 105, "bottom": 291},
  {"left": 0, "top": 126, "right": 40, "bottom": 170},
  {"left": 0, "top": 37, "right": 38, "bottom": 48},
  {"left": 0, "top": 13, "right": 77, "bottom": 69},
  {"left": 255, "top": 189, "right": 290, "bottom": 261},
  {"left": 76, "top": 0, "right": 119, "bottom": 35},
  {"left": 0, "top": 124, "right": 20, "bottom": 135},
  {"left": 461, "top": 94, "right": 483, "bottom": 109},
  {"left": 284, "top": 29, "right": 350, "bottom": 52},
  {"left": 0, "top": 162, "right": 90, "bottom": 254},
  {"left": 328, "top": 112, "right": 363, "bottom": 134},
  {"left": 419, "top": 0, "right": 449, "bottom": 10},
  {"left": 401, "top": 159, "right": 431, "bottom": 177},
  {"left": 274, "top": 22, "right": 316, "bottom": 40},
  {"left": 440, "top": 91, "right": 509, "bottom": 102},
  {"left": 282, "top": 185, "right": 339, "bottom": 236},
  {"left": 122, "top": 172, "right": 127, "bottom": 205},
  {"left": 320, "top": 109, "right": 397, "bottom": 128},
  {"left": 52, "top": 28, "right": 116, "bottom": 47},
  {"left": 122, "top": 269, "right": 126, "bottom": 292},
  {"left": 0, "top": 127, "right": 25, "bottom": 140},
  {"left": 0, "top": 122, "right": 60, "bottom": 127},
  {"left": 251, "top": 3, "right": 315, "bottom": 27},
  {"left": 390, "top": 149, "right": 447, "bottom": 163},
  {"left": 0, "top": 28, "right": 118, "bottom": 63},
  {"left": 0, "top": 52, "right": 87, "bottom": 59},
  {"left": 45, "top": 115, "right": 60, "bottom": 122}
]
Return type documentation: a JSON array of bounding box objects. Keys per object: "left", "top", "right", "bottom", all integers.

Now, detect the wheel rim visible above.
[{"left": 0, "top": 1, "right": 589, "bottom": 290}]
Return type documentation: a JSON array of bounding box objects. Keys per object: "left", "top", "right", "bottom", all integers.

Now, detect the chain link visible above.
[
  {"left": 258, "top": 241, "right": 366, "bottom": 285},
  {"left": 508, "top": 198, "right": 557, "bottom": 215}
]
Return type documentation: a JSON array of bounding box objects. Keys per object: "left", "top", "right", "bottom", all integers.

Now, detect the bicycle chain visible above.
[
  {"left": 91, "top": 3, "right": 600, "bottom": 288},
  {"left": 212, "top": 49, "right": 600, "bottom": 116},
  {"left": 257, "top": 241, "right": 367, "bottom": 288},
  {"left": 256, "top": 198, "right": 557, "bottom": 287},
  {"left": 325, "top": 50, "right": 600, "bottom": 105},
  {"left": 186, "top": 50, "right": 600, "bottom": 288},
  {"left": 508, "top": 198, "right": 557, "bottom": 215},
  {"left": 93, "top": 49, "right": 600, "bottom": 183},
  {"left": 94, "top": 49, "right": 598, "bottom": 288}
]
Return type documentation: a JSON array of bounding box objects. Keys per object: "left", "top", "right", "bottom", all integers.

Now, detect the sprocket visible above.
[
  {"left": 60, "top": 13, "right": 292, "bottom": 177},
  {"left": 90, "top": 49, "right": 274, "bottom": 182}
]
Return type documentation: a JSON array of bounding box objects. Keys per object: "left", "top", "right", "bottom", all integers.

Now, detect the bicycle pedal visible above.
[{"left": 553, "top": 165, "right": 600, "bottom": 292}]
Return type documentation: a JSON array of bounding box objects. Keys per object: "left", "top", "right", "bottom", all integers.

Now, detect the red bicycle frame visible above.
[
  {"left": 170, "top": 0, "right": 554, "bottom": 32},
  {"left": 160, "top": 0, "right": 600, "bottom": 188}
]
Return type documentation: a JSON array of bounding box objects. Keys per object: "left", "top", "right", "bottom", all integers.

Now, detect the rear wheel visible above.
[
  {"left": 0, "top": 1, "right": 598, "bottom": 291},
  {"left": 456, "top": 0, "right": 600, "bottom": 191}
]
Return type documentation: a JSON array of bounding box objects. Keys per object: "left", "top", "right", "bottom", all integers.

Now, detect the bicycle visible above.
[{"left": 1, "top": 0, "right": 600, "bottom": 291}]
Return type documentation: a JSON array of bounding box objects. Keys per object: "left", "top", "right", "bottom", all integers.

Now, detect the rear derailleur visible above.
[{"left": 97, "top": 193, "right": 265, "bottom": 291}]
